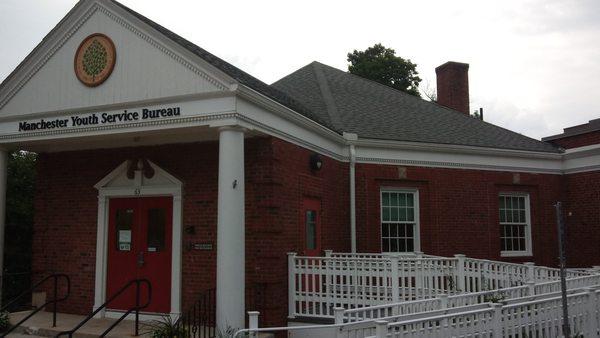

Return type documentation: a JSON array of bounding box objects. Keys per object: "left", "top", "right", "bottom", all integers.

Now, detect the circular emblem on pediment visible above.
[{"left": 74, "top": 33, "right": 116, "bottom": 87}]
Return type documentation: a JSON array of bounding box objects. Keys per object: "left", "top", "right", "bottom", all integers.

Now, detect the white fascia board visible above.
[
  {"left": 0, "top": 94, "right": 236, "bottom": 143},
  {"left": 353, "top": 139, "right": 563, "bottom": 174},
  {"left": 235, "top": 94, "right": 346, "bottom": 160},
  {"left": 234, "top": 88, "right": 565, "bottom": 174},
  {"left": 235, "top": 86, "right": 347, "bottom": 160},
  {"left": 562, "top": 144, "right": 600, "bottom": 174}
]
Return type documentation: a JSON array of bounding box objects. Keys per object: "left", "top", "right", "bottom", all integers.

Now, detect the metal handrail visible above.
[
  {"left": 1, "top": 273, "right": 70, "bottom": 337},
  {"left": 55, "top": 278, "right": 151, "bottom": 338},
  {"left": 175, "top": 288, "right": 216, "bottom": 338}
]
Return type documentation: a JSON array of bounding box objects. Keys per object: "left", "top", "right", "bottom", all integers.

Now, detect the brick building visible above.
[{"left": 1, "top": 0, "right": 600, "bottom": 331}]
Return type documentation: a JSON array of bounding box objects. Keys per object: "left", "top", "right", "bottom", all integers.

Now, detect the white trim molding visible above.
[{"left": 93, "top": 160, "right": 183, "bottom": 317}]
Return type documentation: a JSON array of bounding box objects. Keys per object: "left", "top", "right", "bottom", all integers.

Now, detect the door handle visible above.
[{"left": 137, "top": 251, "right": 144, "bottom": 267}]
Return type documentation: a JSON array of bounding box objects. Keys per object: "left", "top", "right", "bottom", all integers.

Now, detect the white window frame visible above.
[
  {"left": 499, "top": 193, "right": 533, "bottom": 257},
  {"left": 380, "top": 188, "right": 421, "bottom": 254}
]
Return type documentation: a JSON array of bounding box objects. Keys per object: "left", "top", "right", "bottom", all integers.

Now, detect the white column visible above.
[
  {"left": 0, "top": 150, "right": 6, "bottom": 305},
  {"left": 216, "top": 127, "right": 245, "bottom": 330}
]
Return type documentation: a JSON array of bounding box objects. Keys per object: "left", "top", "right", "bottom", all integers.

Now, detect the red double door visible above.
[{"left": 106, "top": 197, "right": 172, "bottom": 313}]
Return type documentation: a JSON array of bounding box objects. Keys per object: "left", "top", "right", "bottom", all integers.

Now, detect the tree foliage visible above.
[
  {"left": 3, "top": 151, "right": 36, "bottom": 308},
  {"left": 347, "top": 43, "right": 422, "bottom": 97}
]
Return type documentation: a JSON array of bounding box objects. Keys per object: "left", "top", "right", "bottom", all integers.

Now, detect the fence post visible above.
[
  {"left": 333, "top": 307, "right": 345, "bottom": 324},
  {"left": 375, "top": 320, "right": 389, "bottom": 338},
  {"left": 585, "top": 288, "right": 598, "bottom": 337},
  {"left": 439, "top": 294, "right": 449, "bottom": 327},
  {"left": 287, "top": 252, "right": 297, "bottom": 318},
  {"left": 248, "top": 311, "right": 259, "bottom": 338},
  {"left": 526, "top": 281, "right": 536, "bottom": 297},
  {"left": 454, "top": 254, "right": 466, "bottom": 293},
  {"left": 524, "top": 262, "right": 535, "bottom": 282},
  {"left": 490, "top": 303, "right": 503, "bottom": 337},
  {"left": 390, "top": 255, "right": 400, "bottom": 307},
  {"left": 324, "top": 249, "right": 333, "bottom": 315},
  {"left": 415, "top": 251, "right": 424, "bottom": 298}
]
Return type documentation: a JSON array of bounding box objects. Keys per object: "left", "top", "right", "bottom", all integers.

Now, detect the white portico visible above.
[{"left": 0, "top": 0, "right": 346, "bottom": 329}]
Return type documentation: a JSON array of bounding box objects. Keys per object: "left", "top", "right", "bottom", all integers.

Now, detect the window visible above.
[
  {"left": 116, "top": 209, "right": 133, "bottom": 251},
  {"left": 305, "top": 210, "right": 317, "bottom": 250},
  {"left": 381, "top": 189, "right": 420, "bottom": 253},
  {"left": 147, "top": 208, "right": 166, "bottom": 252},
  {"left": 499, "top": 194, "right": 532, "bottom": 256}
]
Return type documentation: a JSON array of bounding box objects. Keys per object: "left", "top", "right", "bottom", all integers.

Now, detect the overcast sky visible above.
[{"left": 1, "top": 0, "right": 599, "bottom": 140}]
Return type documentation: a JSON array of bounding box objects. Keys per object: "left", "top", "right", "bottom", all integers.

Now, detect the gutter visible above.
[{"left": 344, "top": 132, "right": 358, "bottom": 253}]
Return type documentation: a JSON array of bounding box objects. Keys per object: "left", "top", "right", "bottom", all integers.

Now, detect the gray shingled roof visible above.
[{"left": 272, "top": 62, "right": 559, "bottom": 153}]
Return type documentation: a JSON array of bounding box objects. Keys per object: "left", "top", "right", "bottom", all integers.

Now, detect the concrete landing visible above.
[{"left": 6, "top": 311, "right": 151, "bottom": 337}]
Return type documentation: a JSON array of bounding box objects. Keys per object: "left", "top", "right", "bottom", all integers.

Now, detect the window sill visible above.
[{"left": 501, "top": 251, "right": 533, "bottom": 258}]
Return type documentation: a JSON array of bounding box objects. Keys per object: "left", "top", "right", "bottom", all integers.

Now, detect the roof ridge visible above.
[{"left": 311, "top": 62, "right": 343, "bottom": 130}]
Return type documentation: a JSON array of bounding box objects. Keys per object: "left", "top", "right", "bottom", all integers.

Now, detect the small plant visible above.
[
  {"left": 483, "top": 291, "right": 506, "bottom": 303},
  {"left": 142, "top": 315, "right": 187, "bottom": 338},
  {"left": 445, "top": 274, "right": 461, "bottom": 293},
  {"left": 217, "top": 325, "right": 247, "bottom": 338},
  {"left": 0, "top": 311, "right": 10, "bottom": 332}
]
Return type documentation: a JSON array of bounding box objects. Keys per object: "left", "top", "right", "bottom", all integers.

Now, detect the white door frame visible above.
[{"left": 93, "top": 160, "right": 183, "bottom": 317}]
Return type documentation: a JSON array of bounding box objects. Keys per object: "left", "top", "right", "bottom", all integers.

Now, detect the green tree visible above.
[
  {"left": 347, "top": 43, "right": 422, "bottom": 97},
  {"left": 2, "top": 151, "right": 36, "bottom": 308}
]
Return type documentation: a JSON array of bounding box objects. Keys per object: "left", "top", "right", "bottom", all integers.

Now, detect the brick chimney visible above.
[{"left": 435, "top": 61, "right": 470, "bottom": 114}]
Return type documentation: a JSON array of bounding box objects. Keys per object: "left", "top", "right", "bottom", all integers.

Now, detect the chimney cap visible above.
[{"left": 435, "top": 61, "right": 469, "bottom": 73}]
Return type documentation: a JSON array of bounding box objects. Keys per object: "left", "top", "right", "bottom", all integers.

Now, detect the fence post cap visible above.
[
  {"left": 525, "top": 280, "right": 536, "bottom": 285},
  {"left": 247, "top": 311, "right": 260, "bottom": 315},
  {"left": 438, "top": 293, "right": 448, "bottom": 298},
  {"left": 454, "top": 254, "right": 466, "bottom": 258},
  {"left": 287, "top": 252, "right": 297, "bottom": 256},
  {"left": 375, "top": 320, "right": 389, "bottom": 325},
  {"left": 524, "top": 262, "right": 535, "bottom": 266},
  {"left": 324, "top": 250, "right": 333, "bottom": 256},
  {"left": 489, "top": 302, "right": 503, "bottom": 309}
]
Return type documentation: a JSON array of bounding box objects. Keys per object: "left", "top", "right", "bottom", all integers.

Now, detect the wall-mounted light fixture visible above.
[{"left": 310, "top": 153, "right": 323, "bottom": 171}]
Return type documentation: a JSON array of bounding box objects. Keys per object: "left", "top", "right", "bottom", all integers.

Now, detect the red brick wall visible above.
[
  {"left": 249, "top": 138, "right": 349, "bottom": 326},
  {"left": 547, "top": 130, "right": 600, "bottom": 149},
  {"left": 563, "top": 171, "right": 600, "bottom": 267},
  {"left": 354, "top": 164, "right": 564, "bottom": 267},
  {"left": 30, "top": 134, "right": 599, "bottom": 328},
  {"left": 34, "top": 141, "right": 220, "bottom": 314},
  {"left": 31, "top": 136, "right": 349, "bottom": 327}
]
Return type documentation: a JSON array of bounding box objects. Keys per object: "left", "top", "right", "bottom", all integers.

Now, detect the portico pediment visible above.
[
  {"left": 95, "top": 159, "right": 182, "bottom": 195},
  {"left": 0, "top": 0, "right": 234, "bottom": 120}
]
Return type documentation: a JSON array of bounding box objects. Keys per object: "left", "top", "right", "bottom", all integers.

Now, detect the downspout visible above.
[{"left": 344, "top": 132, "right": 358, "bottom": 253}]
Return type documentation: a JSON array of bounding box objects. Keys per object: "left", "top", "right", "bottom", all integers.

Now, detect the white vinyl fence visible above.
[
  {"left": 288, "top": 251, "right": 591, "bottom": 318},
  {"left": 237, "top": 286, "right": 600, "bottom": 338},
  {"left": 341, "top": 274, "right": 600, "bottom": 323},
  {"left": 369, "top": 289, "right": 598, "bottom": 338}
]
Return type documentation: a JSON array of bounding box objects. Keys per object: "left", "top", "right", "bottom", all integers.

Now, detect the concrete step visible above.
[{"left": 7, "top": 311, "right": 150, "bottom": 337}]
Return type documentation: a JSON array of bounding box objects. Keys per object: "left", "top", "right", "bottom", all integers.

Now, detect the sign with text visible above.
[{"left": 17, "top": 105, "right": 181, "bottom": 132}]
